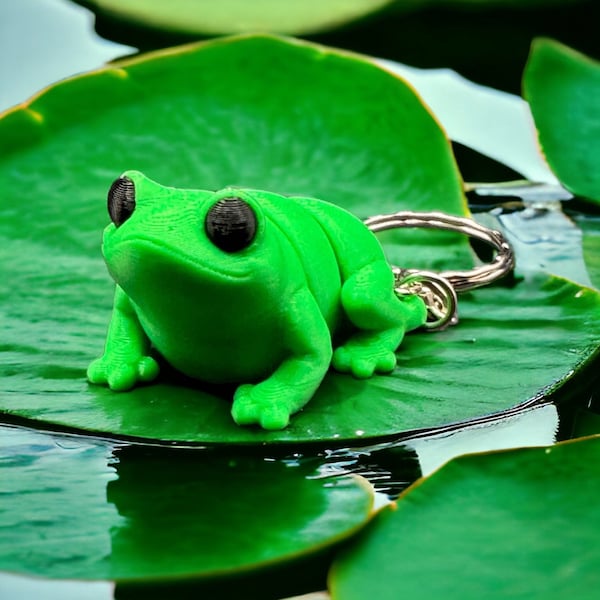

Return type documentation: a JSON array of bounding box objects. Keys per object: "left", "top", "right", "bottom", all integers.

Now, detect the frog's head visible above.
[{"left": 101, "top": 170, "right": 289, "bottom": 302}]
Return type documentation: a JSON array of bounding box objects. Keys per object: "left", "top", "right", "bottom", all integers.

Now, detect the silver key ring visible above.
[{"left": 364, "top": 211, "right": 515, "bottom": 331}]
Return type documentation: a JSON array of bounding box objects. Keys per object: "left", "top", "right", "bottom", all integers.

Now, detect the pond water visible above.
[
  {"left": 1, "top": 0, "right": 598, "bottom": 597},
  {"left": 0, "top": 401, "right": 559, "bottom": 597}
]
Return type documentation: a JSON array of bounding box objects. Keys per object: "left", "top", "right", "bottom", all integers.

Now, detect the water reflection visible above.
[
  {"left": 107, "top": 447, "right": 329, "bottom": 579},
  {"left": 0, "top": 426, "right": 119, "bottom": 580},
  {"left": 0, "top": 426, "right": 374, "bottom": 599},
  {"left": 0, "top": 396, "right": 564, "bottom": 598},
  {"left": 322, "top": 402, "right": 558, "bottom": 487}
]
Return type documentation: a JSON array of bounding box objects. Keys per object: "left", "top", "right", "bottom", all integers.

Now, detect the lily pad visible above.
[
  {"left": 330, "top": 434, "right": 600, "bottom": 599},
  {"left": 576, "top": 214, "right": 600, "bottom": 289},
  {"left": 523, "top": 38, "right": 600, "bottom": 202},
  {"left": 75, "top": 0, "right": 589, "bottom": 38},
  {"left": 2, "top": 268, "right": 599, "bottom": 445},
  {"left": 1, "top": 34, "right": 599, "bottom": 446},
  {"left": 0, "top": 426, "right": 373, "bottom": 585},
  {"left": 76, "top": 0, "right": 395, "bottom": 36}
]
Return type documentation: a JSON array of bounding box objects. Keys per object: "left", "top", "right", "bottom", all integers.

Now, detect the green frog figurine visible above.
[{"left": 88, "top": 171, "right": 426, "bottom": 430}]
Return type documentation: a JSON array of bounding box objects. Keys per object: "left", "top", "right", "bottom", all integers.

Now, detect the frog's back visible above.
[
  {"left": 255, "top": 191, "right": 388, "bottom": 327},
  {"left": 254, "top": 192, "right": 345, "bottom": 327},
  {"left": 281, "top": 193, "right": 387, "bottom": 279}
]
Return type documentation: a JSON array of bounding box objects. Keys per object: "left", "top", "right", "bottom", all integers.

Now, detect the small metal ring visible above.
[
  {"left": 364, "top": 211, "right": 515, "bottom": 293},
  {"left": 393, "top": 267, "right": 459, "bottom": 331}
]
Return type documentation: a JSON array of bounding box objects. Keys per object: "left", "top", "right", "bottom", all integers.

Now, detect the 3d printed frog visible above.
[{"left": 88, "top": 171, "right": 427, "bottom": 430}]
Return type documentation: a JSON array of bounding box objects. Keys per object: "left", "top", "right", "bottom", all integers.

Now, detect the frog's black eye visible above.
[
  {"left": 107, "top": 176, "right": 136, "bottom": 227},
  {"left": 205, "top": 197, "right": 257, "bottom": 253}
]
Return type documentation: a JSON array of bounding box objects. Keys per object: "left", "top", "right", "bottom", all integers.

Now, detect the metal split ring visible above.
[{"left": 364, "top": 211, "right": 515, "bottom": 331}]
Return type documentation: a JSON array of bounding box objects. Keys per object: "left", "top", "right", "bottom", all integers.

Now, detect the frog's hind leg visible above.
[
  {"left": 293, "top": 196, "right": 427, "bottom": 378},
  {"left": 333, "top": 259, "right": 426, "bottom": 378}
]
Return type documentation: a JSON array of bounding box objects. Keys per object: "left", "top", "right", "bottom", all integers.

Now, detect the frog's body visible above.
[{"left": 88, "top": 171, "right": 426, "bottom": 430}]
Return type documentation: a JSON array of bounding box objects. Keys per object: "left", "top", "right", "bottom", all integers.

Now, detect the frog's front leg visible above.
[
  {"left": 87, "top": 286, "right": 159, "bottom": 391},
  {"left": 333, "top": 260, "right": 427, "bottom": 378},
  {"left": 231, "top": 288, "right": 332, "bottom": 430}
]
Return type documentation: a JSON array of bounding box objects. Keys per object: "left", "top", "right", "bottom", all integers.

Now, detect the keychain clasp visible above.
[
  {"left": 365, "top": 211, "right": 515, "bottom": 331},
  {"left": 393, "top": 267, "right": 459, "bottom": 331}
]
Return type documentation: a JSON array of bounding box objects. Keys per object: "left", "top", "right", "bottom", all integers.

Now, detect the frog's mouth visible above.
[
  {"left": 105, "top": 194, "right": 276, "bottom": 287},
  {"left": 110, "top": 236, "right": 262, "bottom": 286}
]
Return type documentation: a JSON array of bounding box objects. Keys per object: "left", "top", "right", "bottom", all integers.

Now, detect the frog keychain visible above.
[{"left": 88, "top": 171, "right": 514, "bottom": 430}]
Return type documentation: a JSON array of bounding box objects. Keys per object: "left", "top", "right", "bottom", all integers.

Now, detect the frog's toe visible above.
[
  {"left": 259, "top": 407, "right": 291, "bottom": 431},
  {"left": 331, "top": 346, "right": 352, "bottom": 373},
  {"left": 86, "top": 358, "right": 107, "bottom": 385},
  {"left": 332, "top": 348, "right": 374, "bottom": 378},
  {"left": 138, "top": 356, "right": 160, "bottom": 382},
  {"left": 232, "top": 385, "right": 291, "bottom": 430},
  {"left": 373, "top": 351, "right": 397, "bottom": 373},
  {"left": 231, "top": 404, "right": 258, "bottom": 426},
  {"left": 352, "top": 358, "right": 378, "bottom": 379},
  {"left": 332, "top": 346, "right": 397, "bottom": 378},
  {"left": 88, "top": 355, "right": 159, "bottom": 391},
  {"left": 231, "top": 384, "right": 261, "bottom": 425},
  {"left": 107, "top": 365, "right": 138, "bottom": 391}
]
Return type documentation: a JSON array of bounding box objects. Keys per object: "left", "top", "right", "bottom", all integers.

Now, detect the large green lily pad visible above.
[
  {"left": 0, "top": 426, "right": 373, "bottom": 584},
  {"left": 2, "top": 269, "right": 599, "bottom": 445},
  {"left": 1, "top": 34, "right": 599, "bottom": 446},
  {"left": 331, "top": 434, "right": 600, "bottom": 599},
  {"left": 76, "top": 0, "right": 395, "bottom": 36},
  {"left": 523, "top": 38, "right": 600, "bottom": 202}
]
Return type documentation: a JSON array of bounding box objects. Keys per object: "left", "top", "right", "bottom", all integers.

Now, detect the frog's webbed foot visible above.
[
  {"left": 231, "top": 287, "right": 332, "bottom": 430},
  {"left": 333, "top": 260, "right": 426, "bottom": 379},
  {"left": 88, "top": 285, "right": 159, "bottom": 391},
  {"left": 332, "top": 329, "right": 401, "bottom": 379},
  {"left": 232, "top": 384, "right": 295, "bottom": 430},
  {"left": 87, "top": 354, "right": 159, "bottom": 391}
]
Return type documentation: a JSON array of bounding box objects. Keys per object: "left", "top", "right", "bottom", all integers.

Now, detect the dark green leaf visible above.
[
  {"left": 523, "top": 38, "right": 600, "bottom": 202},
  {"left": 1, "top": 35, "right": 598, "bottom": 446},
  {"left": 331, "top": 435, "right": 600, "bottom": 599}
]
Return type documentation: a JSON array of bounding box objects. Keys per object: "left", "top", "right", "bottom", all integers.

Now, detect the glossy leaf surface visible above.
[
  {"left": 2, "top": 268, "right": 599, "bottom": 445},
  {"left": 0, "top": 426, "right": 373, "bottom": 582},
  {"left": 331, "top": 435, "right": 600, "bottom": 599},
  {"left": 524, "top": 38, "right": 600, "bottom": 201},
  {"left": 1, "top": 35, "right": 599, "bottom": 445}
]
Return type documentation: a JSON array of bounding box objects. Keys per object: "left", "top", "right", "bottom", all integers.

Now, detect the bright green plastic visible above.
[
  {"left": 87, "top": 171, "right": 426, "bottom": 430},
  {"left": 0, "top": 34, "right": 474, "bottom": 444}
]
